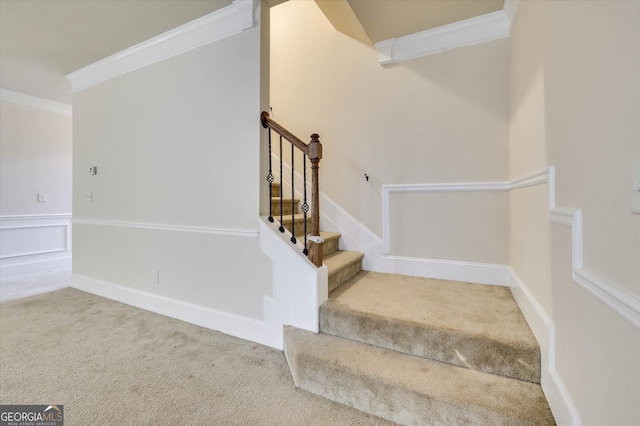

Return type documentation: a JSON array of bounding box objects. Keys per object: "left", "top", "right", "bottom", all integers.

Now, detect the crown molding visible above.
[
  {"left": 0, "top": 88, "right": 72, "bottom": 115},
  {"left": 375, "top": 0, "right": 519, "bottom": 65},
  {"left": 66, "top": 0, "right": 257, "bottom": 92}
]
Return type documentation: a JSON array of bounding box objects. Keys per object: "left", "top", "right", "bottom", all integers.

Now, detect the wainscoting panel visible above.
[
  {"left": 0, "top": 224, "right": 68, "bottom": 258},
  {"left": 0, "top": 214, "right": 72, "bottom": 277}
]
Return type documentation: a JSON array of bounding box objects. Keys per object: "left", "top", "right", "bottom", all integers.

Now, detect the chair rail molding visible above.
[
  {"left": 72, "top": 218, "right": 259, "bottom": 238},
  {"left": 544, "top": 167, "right": 640, "bottom": 329},
  {"left": 66, "top": 0, "right": 258, "bottom": 92}
]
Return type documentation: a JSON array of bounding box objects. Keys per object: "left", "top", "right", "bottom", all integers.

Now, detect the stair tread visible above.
[
  {"left": 321, "top": 271, "right": 540, "bottom": 383},
  {"left": 284, "top": 326, "right": 554, "bottom": 426},
  {"left": 324, "top": 250, "right": 364, "bottom": 276},
  {"left": 320, "top": 231, "right": 341, "bottom": 242}
]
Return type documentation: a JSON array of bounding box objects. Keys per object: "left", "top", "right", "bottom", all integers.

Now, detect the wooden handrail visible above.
[
  {"left": 261, "top": 111, "right": 324, "bottom": 267},
  {"left": 261, "top": 111, "right": 310, "bottom": 156}
]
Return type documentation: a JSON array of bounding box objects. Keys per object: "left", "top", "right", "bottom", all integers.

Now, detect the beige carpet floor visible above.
[{"left": 0, "top": 288, "right": 394, "bottom": 426}]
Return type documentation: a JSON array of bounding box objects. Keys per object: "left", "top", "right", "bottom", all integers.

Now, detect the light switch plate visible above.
[
  {"left": 89, "top": 167, "right": 97, "bottom": 175},
  {"left": 37, "top": 193, "right": 47, "bottom": 203}
]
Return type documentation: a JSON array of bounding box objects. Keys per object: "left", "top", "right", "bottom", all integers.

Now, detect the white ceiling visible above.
[{"left": 0, "top": 0, "right": 232, "bottom": 75}]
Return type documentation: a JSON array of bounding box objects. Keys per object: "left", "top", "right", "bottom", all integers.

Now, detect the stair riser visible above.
[
  {"left": 320, "top": 307, "right": 540, "bottom": 383},
  {"left": 289, "top": 356, "right": 529, "bottom": 426},
  {"left": 328, "top": 259, "right": 362, "bottom": 292},
  {"left": 271, "top": 199, "right": 300, "bottom": 216},
  {"left": 270, "top": 184, "right": 281, "bottom": 198},
  {"left": 282, "top": 219, "right": 311, "bottom": 237},
  {"left": 323, "top": 237, "right": 339, "bottom": 257}
]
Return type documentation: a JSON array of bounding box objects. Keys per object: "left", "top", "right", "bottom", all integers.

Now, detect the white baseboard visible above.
[
  {"left": 68, "top": 217, "right": 328, "bottom": 351},
  {"left": 0, "top": 256, "right": 72, "bottom": 279},
  {"left": 71, "top": 273, "right": 281, "bottom": 349},
  {"left": 509, "top": 268, "right": 581, "bottom": 426},
  {"left": 366, "top": 246, "right": 510, "bottom": 285}
]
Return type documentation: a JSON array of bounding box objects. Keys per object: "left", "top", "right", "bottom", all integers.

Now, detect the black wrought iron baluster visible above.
[
  {"left": 291, "top": 143, "right": 296, "bottom": 244},
  {"left": 279, "top": 135, "right": 284, "bottom": 233},
  {"left": 302, "top": 154, "right": 309, "bottom": 255},
  {"left": 267, "top": 129, "right": 274, "bottom": 223}
]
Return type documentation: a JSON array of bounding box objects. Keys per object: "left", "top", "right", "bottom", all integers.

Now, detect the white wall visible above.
[
  {"left": 72, "top": 17, "right": 273, "bottom": 325},
  {"left": 509, "top": 1, "right": 640, "bottom": 424},
  {"left": 270, "top": 0, "right": 510, "bottom": 269},
  {"left": 0, "top": 94, "right": 72, "bottom": 277},
  {"left": 390, "top": 190, "right": 509, "bottom": 264}
]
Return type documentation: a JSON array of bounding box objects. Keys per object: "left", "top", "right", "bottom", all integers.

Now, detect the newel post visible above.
[{"left": 308, "top": 133, "right": 323, "bottom": 267}]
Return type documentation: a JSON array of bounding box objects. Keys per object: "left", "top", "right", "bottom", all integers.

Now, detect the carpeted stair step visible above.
[
  {"left": 284, "top": 326, "right": 555, "bottom": 426},
  {"left": 276, "top": 221, "right": 340, "bottom": 258},
  {"left": 320, "top": 271, "right": 541, "bottom": 383},
  {"left": 271, "top": 197, "right": 300, "bottom": 216},
  {"left": 280, "top": 214, "right": 311, "bottom": 237},
  {"left": 291, "top": 232, "right": 341, "bottom": 256},
  {"left": 325, "top": 251, "right": 364, "bottom": 292},
  {"left": 321, "top": 232, "right": 341, "bottom": 257},
  {"left": 271, "top": 182, "right": 281, "bottom": 197}
]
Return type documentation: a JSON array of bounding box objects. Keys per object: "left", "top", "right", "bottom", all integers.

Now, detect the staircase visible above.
[
  {"left": 272, "top": 182, "right": 364, "bottom": 291},
  {"left": 271, "top": 180, "right": 554, "bottom": 424},
  {"left": 271, "top": 179, "right": 554, "bottom": 424}
]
